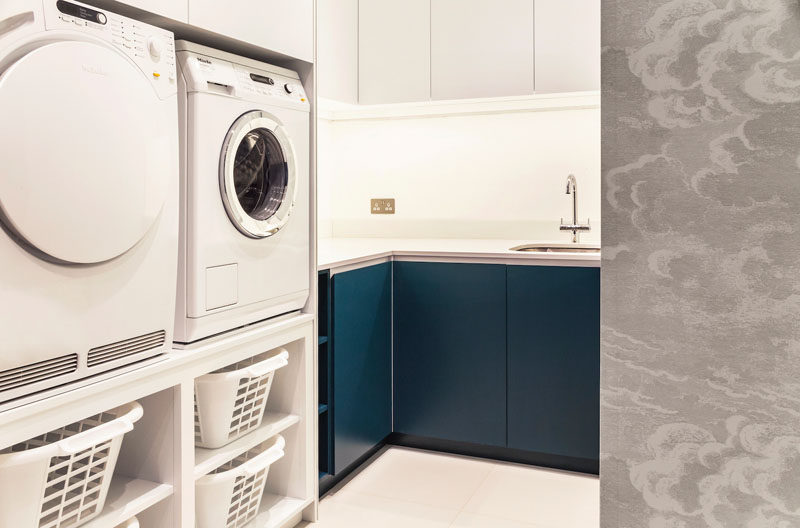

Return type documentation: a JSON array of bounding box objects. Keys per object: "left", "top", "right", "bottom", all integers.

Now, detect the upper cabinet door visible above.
[
  {"left": 534, "top": 0, "right": 600, "bottom": 93},
  {"left": 430, "top": 0, "right": 533, "bottom": 100},
  {"left": 121, "top": 0, "right": 188, "bottom": 22},
  {"left": 317, "top": 0, "right": 358, "bottom": 103},
  {"left": 189, "top": 0, "right": 313, "bottom": 62},
  {"left": 359, "top": 0, "right": 431, "bottom": 104}
]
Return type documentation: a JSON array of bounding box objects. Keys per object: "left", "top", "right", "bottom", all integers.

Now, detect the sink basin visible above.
[{"left": 510, "top": 244, "right": 601, "bottom": 254}]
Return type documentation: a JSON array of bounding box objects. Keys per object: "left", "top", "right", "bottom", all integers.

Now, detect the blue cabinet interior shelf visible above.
[{"left": 317, "top": 270, "right": 332, "bottom": 483}]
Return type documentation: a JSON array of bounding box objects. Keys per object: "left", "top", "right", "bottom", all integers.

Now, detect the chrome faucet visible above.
[{"left": 560, "top": 174, "right": 591, "bottom": 243}]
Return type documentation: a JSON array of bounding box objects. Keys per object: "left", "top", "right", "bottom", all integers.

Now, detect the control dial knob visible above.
[
  {"left": 147, "top": 38, "right": 163, "bottom": 62},
  {"left": 284, "top": 83, "right": 299, "bottom": 94}
]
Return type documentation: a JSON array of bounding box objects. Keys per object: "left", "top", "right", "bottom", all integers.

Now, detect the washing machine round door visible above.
[
  {"left": 0, "top": 39, "right": 170, "bottom": 264},
  {"left": 219, "top": 111, "right": 297, "bottom": 238}
]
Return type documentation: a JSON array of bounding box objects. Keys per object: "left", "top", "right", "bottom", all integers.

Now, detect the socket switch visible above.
[{"left": 371, "top": 198, "right": 395, "bottom": 214}]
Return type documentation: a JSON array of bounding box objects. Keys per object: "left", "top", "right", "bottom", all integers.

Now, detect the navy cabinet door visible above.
[
  {"left": 393, "top": 262, "right": 506, "bottom": 447},
  {"left": 332, "top": 262, "right": 392, "bottom": 473},
  {"left": 507, "top": 265, "right": 600, "bottom": 462}
]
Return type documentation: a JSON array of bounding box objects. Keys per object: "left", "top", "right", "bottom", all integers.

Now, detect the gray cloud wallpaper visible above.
[{"left": 601, "top": 0, "right": 800, "bottom": 526}]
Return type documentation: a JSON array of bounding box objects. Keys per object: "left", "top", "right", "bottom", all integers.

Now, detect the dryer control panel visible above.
[
  {"left": 177, "top": 48, "right": 309, "bottom": 110},
  {"left": 43, "top": 0, "right": 176, "bottom": 99}
]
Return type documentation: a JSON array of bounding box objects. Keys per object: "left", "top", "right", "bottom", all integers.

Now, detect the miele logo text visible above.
[
  {"left": 82, "top": 64, "right": 109, "bottom": 76},
  {"left": 197, "top": 58, "right": 212, "bottom": 64}
]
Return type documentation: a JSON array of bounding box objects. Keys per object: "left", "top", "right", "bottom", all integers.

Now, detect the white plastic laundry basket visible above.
[
  {"left": 195, "top": 434, "right": 286, "bottom": 528},
  {"left": 194, "top": 348, "right": 289, "bottom": 448},
  {"left": 0, "top": 401, "right": 143, "bottom": 528}
]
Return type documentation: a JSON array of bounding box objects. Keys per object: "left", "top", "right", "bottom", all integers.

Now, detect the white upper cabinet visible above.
[
  {"left": 318, "top": 0, "right": 599, "bottom": 103},
  {"left": 317, "top": 0, "right": 358, "bottom": 103},
  {"left": 358, "top": 0, "right": 430, "bottom": 104},
  {"left": 430, "top": 0, "right": 534, "bottom": 100},
  {"left": 119, "top": 0, "right": 187, "bottom": 22},
  {"left": 189, "top": 0, "right": 313, "bottom": 62},
  {"left": 534, "top": 0, "right": 600, "bottom": 93}
]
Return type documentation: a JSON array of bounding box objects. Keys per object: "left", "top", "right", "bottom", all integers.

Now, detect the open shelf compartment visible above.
[
  {"left": 79, "top": 386, "right": 178, "bottom": 528},
  {"left": 192, "top": 328, "right": 316, "bottom": 527},
  {"left": 317, "top": 270, "right": 333, "bottom": 479}
]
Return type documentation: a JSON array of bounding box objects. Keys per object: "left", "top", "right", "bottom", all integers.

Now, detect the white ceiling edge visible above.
[{"left": 317, "top": 91, "right": 600, "bottom": 121}]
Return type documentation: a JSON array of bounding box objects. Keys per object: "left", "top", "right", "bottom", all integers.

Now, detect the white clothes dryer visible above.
[
  {"left": 0, "top": 0, "right": 179, "bottom": 406},
  {"left": 175, "top": 42, "right": 310, "bottom": 344}
]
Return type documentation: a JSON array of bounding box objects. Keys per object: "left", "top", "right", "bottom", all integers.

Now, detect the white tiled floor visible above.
[{"left": 302, "top": 447, "right": 599, "bottom": 528}]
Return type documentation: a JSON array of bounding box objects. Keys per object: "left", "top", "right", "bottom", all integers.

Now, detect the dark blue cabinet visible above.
[
  {"left": 331, "top": 262, "right": 392, "bottom": 473},
  {"left": 506, "top": 265, "right": 600, "bottom": 463},
  {"left": 393, "top": 262, "right": 507, "bottom": 447}
]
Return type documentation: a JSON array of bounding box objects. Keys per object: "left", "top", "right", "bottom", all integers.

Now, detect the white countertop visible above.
[{"left": 318, "top": 238, "right": 601, "bottom": 270}]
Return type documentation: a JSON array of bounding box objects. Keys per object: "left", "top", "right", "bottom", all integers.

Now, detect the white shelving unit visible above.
[
  {"left": 81, "top": 479, "right": 173, "bottom": 528},
  {"left": 0, "top": 313, "right": 316, "bottom": 528},
  {"left": 247, "top": 495, "right": 308, "bottom": 528}
]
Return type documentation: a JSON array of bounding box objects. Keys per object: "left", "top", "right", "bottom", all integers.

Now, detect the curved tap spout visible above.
[
  {"left": 559, "top": 174, "right": 590, "bottom": 243},
  {"left": 566, "top": 174, "right": 577, "bottom": 194}
]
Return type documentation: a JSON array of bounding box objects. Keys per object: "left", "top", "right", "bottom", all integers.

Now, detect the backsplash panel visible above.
[
  {"left": 317, "top": 101, "right": 601, "bottom": 241},
  {"left": 601, "top": 0, "right": 800, "bottom": 526}
]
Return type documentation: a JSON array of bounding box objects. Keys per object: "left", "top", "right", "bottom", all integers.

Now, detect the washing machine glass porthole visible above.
[
  {"left": 220, "top": 111, "right": 298, "bottom": 238},
  {"left": 233, "top": 128, "right": 287, "bottom": 221}
]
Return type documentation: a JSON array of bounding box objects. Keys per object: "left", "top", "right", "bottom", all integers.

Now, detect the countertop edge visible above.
[{"left": 318, "top": 243, "right": 601, "bottom": 271}]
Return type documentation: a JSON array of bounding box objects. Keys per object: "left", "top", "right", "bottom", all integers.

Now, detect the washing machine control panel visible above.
[
  {"left": 178, "top": 51, "right": 308, "bottom": 108},
  {"left": 234, "top": 65, "right": 308, "bottom": 104},
  {"left": 44, "top": 0, "right": 176, "bottom": 99}
]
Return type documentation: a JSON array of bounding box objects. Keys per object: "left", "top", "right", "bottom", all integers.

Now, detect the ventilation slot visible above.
[
  {"left": 0, "top": 354, "right": 78, "bottom": 393},
  {"left": 87, "top": 331, "right": 166, "bottom": 368}
]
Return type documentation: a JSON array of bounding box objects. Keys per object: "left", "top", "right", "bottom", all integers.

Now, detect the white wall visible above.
[
  {"left": 316, "top": 118, "right": 335, "bottom": 238},
  {"left": 317, "top": 97, "right": 600, "bottom": 242}
]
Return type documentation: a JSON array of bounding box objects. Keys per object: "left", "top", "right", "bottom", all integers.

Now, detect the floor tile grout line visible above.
[
  {"left": 446, "top": 464, "right": 497, "bottom": 527},
  {"left": 338, "top": 447, "right": 500, "bottom": 514},
  {"left": 324, "top": 447, "right": 596, "bottom": 528},
  {"left": 449, "top": 461, "right": 597, "bottom": 528}
]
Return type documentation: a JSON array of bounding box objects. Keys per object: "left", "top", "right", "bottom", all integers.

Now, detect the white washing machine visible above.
[
  {"left": 175, "top": 42, "right": 310, "bottom": 344},
  {"left": 0, "top": 0, "right": 179, "bottom": 406}
]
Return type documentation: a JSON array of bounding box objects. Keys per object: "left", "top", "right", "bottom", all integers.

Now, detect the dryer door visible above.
[
  {"left": 219, "top": 110, "right": 298, "bottom": 238},
  {"left": 0, "top": 39, "right": 169, "bottom": 264}
]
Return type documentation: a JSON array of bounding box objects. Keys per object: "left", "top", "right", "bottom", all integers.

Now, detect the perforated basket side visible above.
[
  {"left": 194, "top": 376, "right": 240, "bottom": 448},
  {"left": 0, "top": 402, "right": 141, "bottom": 528},
  {"left": 226, "top": 370, "right": 276, "bottom": 442},
  {"left": 219, "top": 459, "right": 269, "bottom": 528},
  {"left": 194, "top": 350, "right": 288, "bottom": 448},
  {"left": 195, "top": 436, "right": 285, "bottom": 528},
  {"left": 194, "top": 373, "right": 274, "bottom": 448},
  {"left": 37, "top": 435, "right": 122, "bottom": 528}
]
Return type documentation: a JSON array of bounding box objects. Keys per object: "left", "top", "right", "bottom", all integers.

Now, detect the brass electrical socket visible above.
[{"left": 370, "top": 198, "right": 395, "bottom": 214}]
